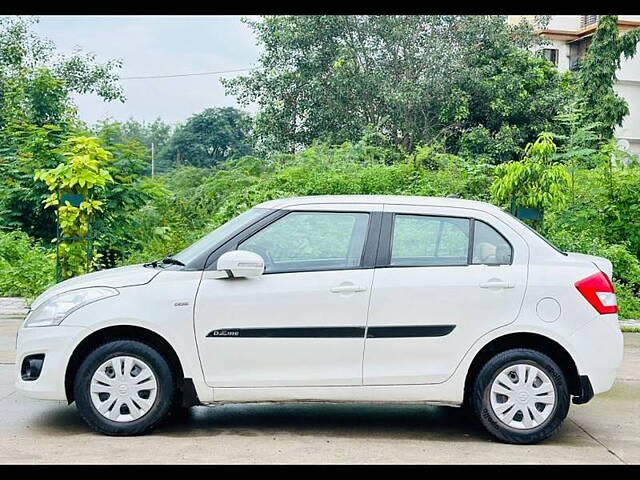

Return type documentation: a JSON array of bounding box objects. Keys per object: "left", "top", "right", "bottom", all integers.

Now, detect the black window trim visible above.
[
  {"left": 467, "top": 218, "right": 476, "bottom": 265},
  {"left": 376, "top": 212, "right": 514, "bottom": 269},
  {"left": 205, "top": 209, "right": 383, "bottom": 275}
]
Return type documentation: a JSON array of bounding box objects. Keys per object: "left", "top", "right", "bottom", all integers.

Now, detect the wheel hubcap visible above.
[
  {"left": 489, "top": 363, "right": 556, "bottom": 430},
  {"left": 90, "top": 356, "right": 158, "bottom": 423}
]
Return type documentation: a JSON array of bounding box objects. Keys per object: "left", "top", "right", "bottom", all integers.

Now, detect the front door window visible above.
[{"left": 239, "top": 211, "right": 370, "bottom": 273}]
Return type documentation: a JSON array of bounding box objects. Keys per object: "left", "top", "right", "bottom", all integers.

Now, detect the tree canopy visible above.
[
  {"left": 224, "top": 15, "right": 568, "bottom": 163},
  {"left": 0, "top": 17, "right": 124, "bottom": 239},
  {"left": 156, "top": 107, "right": 254, "bottom": 170},
  {"left": 576, "top": 15, "right": 640, "bottom": 141}
]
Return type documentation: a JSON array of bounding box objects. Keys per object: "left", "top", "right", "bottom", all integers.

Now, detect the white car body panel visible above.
[
  {"left": 195, "top": 268, "right": 374, "bottom": 387},
  {"left": 19, "top": 270, "right": 215, "bottom": 403},
  {"left": 29, "top": 265, "right": 161, "bottom": 310},
  {"left": 363, "top": 204, "right": 529, "bottom": 385},
  {"left": 193, "top": 202, "right": 381, "bottom": 388},
  {"left": 14, "top": 195, "right": 623, "bottom": 410}
]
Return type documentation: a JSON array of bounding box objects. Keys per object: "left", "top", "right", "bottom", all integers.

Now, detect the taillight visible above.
[{"left": 575, "top": 271, "right": 617, "bottom": 314}]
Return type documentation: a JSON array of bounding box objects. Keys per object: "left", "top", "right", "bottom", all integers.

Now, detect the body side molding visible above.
[{"left": 206, "top": 325, "right": 456, "bottom": 338}]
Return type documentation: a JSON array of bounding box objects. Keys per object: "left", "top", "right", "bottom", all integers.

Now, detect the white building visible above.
[{"left": 508, "top": 15, "right": 640, "bottom": 155}]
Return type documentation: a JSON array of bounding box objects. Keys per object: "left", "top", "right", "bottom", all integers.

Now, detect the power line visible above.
[{"left": 120, "top": 67, "right": 254, "bottom": 80}]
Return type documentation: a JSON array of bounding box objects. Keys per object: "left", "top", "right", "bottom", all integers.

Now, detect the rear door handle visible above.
[
  {"left": 330, "top": 284, "right": 367, "bottom": 294},
  {"left": 479, "top": 280, "right": 515, "bottom": 289}
]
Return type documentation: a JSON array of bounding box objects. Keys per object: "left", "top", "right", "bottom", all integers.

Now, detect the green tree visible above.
[
  {"left": 224, "top": 15, "right": 567, "bottom": 160},
  {"left": 92, "top": 117, "right": 173, "bottom": 173},
  {"left": 0, "top": 17, "right": 123, "bottom": 128},
  {"left": 0, "top": 17, "right": 124, "bottom": 241},
  {"left": 88, "top": 121, "right": 162, "bottom": 267},
  {"left": 157, "top": 107, "right": 253, "bottom": 170},
  {"left": 491, "top": 132, "right": 571, "bottom": 228},
  {"left": 34, "top": 136, "right": 114, "bottom": 279},
  {"left": 577, "top": 15, "right": 640, "bottom": 141},
  {"left": 450, "top": 46, "right": 572, "bottom": 164},
  {"left": 0, "top": 121, "right": 65, "bottom": 239},
  {"left": 121, "top": 118, "right": 172, "bottom": 162},
  {"left": 551, "top": 101, "right": 601, "bottom": 202}
]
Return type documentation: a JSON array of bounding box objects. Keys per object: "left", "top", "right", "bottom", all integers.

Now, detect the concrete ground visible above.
[{"left": 0, "top": 308, "right": 638, "bottom": 464}]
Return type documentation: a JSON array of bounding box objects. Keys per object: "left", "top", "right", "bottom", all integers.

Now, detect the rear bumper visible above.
[
  {"left": 568, "top": 313, "right": 623, "bottom": 396},
  {"left": 572, "top": 375, "right": 594, "bottom": 404}
]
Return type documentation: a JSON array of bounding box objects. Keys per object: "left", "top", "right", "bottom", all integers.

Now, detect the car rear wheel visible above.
[
  {"left": 471, "top": 348, "right": 570, "bottom": 444},
  {"left": 74, "top": 340, "right": 176, "bottom": 436}
]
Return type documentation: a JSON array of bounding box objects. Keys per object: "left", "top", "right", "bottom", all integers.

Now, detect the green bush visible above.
[
  {"left": 0, "top": 230, "right": 55, "bottom": 298},
  {"left": 616, "top": 283, "right": 640, "bottom": 321},
  {"left": 546, "top": 162, "right": 640, "bottom": 258}
]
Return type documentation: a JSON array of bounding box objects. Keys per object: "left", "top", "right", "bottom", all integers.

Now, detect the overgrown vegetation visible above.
[
  {"left": 0, "top": 229, "right": 54, "bottom": 298},
  {"left": 1, "top": 15, "right": 640, "bottom": 319}
]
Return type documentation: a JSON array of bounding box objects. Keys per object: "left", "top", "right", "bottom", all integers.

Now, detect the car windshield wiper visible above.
[
  {"left": 143, "top": 255, "right": 186, "bottom": 268},
  {"left": 161, "top": 256, "right": 186, "bottom": 267}
]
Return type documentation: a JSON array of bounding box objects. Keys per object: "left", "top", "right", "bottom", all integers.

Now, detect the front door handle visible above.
[
  {"left": 330, "top": 283, "right": 367, "bottom": 294},
  {"left": 479, "top": 280, "right": 515, "bottom": 289}
]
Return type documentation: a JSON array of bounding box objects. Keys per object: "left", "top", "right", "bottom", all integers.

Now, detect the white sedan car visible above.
[{"left": 15, "top": 195, "right": 623, "bottom": 444}]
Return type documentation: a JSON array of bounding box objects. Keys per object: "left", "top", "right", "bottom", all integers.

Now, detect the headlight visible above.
[{"left": 24, "top": 287, "right": 119, "bottom": 328}]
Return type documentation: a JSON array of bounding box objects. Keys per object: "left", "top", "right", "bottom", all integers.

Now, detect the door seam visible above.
[{"left": 360, "top": 267, "right": 377, "bottom": 385}]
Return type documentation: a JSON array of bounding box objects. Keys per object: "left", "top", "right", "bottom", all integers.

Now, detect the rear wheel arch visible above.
[
  {"left": 463, "top": 332, "right": 580, "bottom": 404},
  {"left": 65, "top": 325, "right": 185, "bottom": 404}
]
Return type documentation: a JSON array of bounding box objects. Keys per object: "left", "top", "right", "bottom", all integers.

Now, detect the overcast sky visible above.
[{"left": 31, "top": 15, "right": 262, "bottom": 126}]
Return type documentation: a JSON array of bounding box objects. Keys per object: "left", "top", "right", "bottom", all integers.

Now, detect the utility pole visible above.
[{"left": 151, "top": 142, "right": 155, "bottom": 178}]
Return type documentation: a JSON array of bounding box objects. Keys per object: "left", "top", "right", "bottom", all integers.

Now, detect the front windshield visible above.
[{"left": 172, "top": 208, "right": 270, "bottom": 266}]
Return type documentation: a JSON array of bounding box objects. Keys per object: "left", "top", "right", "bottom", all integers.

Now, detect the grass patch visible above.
[{"left": 621, "top": 326, "right": 640, "bottom": 333}]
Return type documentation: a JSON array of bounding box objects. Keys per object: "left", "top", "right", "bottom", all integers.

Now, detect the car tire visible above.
[
  {"left": 74, "top": 340, "right": 176, "bottom": 436},
  {"left": 471, "top": 348, "right": 570, "bottom": 444}
]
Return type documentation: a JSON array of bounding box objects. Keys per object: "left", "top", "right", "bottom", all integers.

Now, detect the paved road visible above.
[{"left": 0, "top": 310, "right": 638, "bottom": 464}]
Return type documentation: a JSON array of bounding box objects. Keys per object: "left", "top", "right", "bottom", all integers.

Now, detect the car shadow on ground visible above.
[
  {"left": 33, "top": 401, "right": 493, "bottom": 441},
  {"left": 158, "top": 403, "right": 492, "bottom": 441}
]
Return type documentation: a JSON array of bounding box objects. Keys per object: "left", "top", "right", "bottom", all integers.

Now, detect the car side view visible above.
[{"left": 15, "top": 195, "right": 623, "bottom": 444}]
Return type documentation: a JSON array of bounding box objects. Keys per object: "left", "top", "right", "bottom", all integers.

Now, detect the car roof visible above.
[{"left": 256, "top": 195, "right": 503, "bottom": 213}]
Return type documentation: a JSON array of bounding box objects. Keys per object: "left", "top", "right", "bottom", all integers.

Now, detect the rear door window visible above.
[
  {"left": 390, "top": 215, "right": 470, "bottom": 266},
  {"left": 471, "top": 220, "right": 512, "bottom": 265}
]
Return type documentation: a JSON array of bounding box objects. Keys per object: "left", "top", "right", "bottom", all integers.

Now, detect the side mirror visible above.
[{"left": 216, "top": 250, "right": 265, "bottom": 278}]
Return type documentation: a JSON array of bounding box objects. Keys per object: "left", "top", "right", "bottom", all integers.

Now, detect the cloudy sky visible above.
[{"left": 32, "top": 15, "right": 262, "bottom": 126}]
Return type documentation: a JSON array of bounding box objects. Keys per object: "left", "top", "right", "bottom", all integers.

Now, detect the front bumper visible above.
[
  {"left": 14, "top": 323, "right": 87, "bottom": 401},
  {"left": 568, "top": 313, "right": 623, "bottom": 396}
]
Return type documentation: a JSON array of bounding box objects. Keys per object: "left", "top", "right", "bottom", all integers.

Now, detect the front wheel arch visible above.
[{"left": 65, "top": 325, "right": 185, "bottom": 404}]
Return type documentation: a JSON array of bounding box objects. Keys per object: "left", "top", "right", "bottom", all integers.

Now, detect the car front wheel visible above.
[
  {"left": 471, "top": 348, "right": 570, "bottom": 444},
  {"left": 74, "top": 340, "right": 176, "bottom": 436}
]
